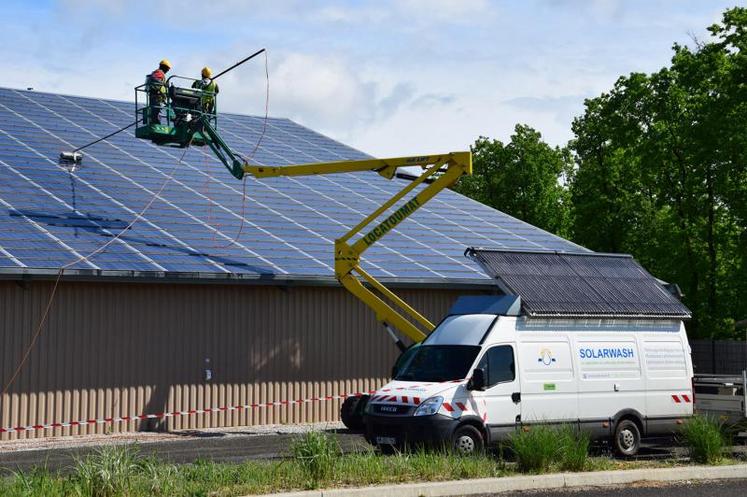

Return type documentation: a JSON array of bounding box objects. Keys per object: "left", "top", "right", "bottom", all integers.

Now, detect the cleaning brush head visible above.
[{"left": 59, "top": 151, "right": 83, "bottom": 164}]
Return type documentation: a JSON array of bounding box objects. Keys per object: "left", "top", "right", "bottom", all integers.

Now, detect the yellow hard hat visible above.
[
  {"left": 201, "top": 66, "right": 213, "bottom": 78},
  {"left": 159, "top": 59, "right": 172, "bottom": 70}
]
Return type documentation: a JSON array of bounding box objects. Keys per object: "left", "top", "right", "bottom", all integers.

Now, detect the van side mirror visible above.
[{"left": 467, "top": 368, "right": 486, "bottom": 391}]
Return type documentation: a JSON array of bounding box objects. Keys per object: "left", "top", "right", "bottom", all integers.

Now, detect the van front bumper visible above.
[{"left": 365, "top": 413, "right": 458, "bottom": 448}]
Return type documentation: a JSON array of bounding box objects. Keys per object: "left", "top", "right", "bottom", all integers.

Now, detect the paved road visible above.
[
  {"left": 0, "top": 429, "right": 368, "bottom": 473},
  {"left": 472, "top": 480, "right": 747, "bottom": 497},
  {"left": 471, "top": 479, "right": 747, "bottom": 497}
]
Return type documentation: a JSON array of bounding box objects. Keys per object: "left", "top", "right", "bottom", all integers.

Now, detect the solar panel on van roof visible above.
[{"left": 466, "top": 248, "right": 691, "bottom": 319}]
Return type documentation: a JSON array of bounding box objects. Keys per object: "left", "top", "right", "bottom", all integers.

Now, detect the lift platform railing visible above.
[{"left": 134, "top": 75, "right": 218, "bottom": 147}]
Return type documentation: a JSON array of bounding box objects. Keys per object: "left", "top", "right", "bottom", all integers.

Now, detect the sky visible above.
[{"left": 0, "top": 0, "right": 738, "bottom": 156}]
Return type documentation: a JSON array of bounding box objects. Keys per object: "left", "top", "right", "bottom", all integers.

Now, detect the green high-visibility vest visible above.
[{"left": 192, "top": 79, "right": 219, "bottom": 110}]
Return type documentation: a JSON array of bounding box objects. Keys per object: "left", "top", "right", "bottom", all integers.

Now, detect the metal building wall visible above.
[{"left": 0, "top": 280, "right": 475, "bottom": 440}]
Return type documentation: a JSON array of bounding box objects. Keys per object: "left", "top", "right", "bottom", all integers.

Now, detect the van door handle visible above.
[{"left": 511, "top": 392, "right": 521, "bottom": 403}]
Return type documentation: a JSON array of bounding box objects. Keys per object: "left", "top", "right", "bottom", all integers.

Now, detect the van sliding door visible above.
[
  {"left": 518, "top": 340, "right": 577, "bottom": 426},
  {"left": 576, "top": 336, "right": 643, "bottom": 433}
]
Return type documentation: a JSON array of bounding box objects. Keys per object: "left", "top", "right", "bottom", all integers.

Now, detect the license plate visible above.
[{"left": 376, "top": 436, "right": 397, "bottom": 445}]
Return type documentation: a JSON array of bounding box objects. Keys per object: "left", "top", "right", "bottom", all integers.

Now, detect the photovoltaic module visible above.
[{"left": 0, "top": 87, "right": 584, "bottom": 282}]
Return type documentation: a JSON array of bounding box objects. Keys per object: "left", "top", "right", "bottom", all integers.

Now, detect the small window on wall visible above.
[{"left": 477, "top": 345, "right": 515, "bottom": 387}]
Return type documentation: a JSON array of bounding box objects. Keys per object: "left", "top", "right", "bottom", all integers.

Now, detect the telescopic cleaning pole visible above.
[
  {"left": 212, "top": 48, "right": 266, "bottom": 81},
  {"left": 59, "top": 120, "right": 138, "bottom": 164}
]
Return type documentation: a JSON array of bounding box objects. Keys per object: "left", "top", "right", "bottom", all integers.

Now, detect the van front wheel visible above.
[
  {"left": 613, "top": 419, "right": 641, "bottom": 457},
  {"left": 452, "top": 425, "right": 484, "bottom": 455}
]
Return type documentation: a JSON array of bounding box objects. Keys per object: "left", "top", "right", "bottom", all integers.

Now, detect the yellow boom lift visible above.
[
  {"left": 141, "top": 78, "right": 474, "bottom": 427},
  {"left": 59, "top": 54, "right": 473, "bottom": 429},
  {"left": 241, "top": 155, "right": 473, "bottom": 429},
  {"left": 126, "top": 73, "right": 474, "bottom": 420},
  {"left": 242, "top": 154, "right": 472, "bottom": 346}
]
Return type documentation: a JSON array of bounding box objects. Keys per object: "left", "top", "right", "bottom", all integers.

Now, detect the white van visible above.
[{"left": 364, "top": 295, "right": 694, "bottom": 456}]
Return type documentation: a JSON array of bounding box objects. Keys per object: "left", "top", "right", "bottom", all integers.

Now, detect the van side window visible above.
[{"left": 477, "top": 345, "right": 515, "bottom": 387}]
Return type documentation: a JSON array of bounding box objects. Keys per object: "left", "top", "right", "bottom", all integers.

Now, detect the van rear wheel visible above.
[
  {"left": 452, "top": 425, "right": 484, "bottom": 455},
  {"left": 613, "top": 419, "right": 641, "bottom": 457}
]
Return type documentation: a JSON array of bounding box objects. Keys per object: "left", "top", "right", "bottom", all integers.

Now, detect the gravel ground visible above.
[
  {"left": 0, "top": 421, "right": 345, "bottom": 453},
  {"left": 0, "top": 422, "right": 363, "bottom": 473}
]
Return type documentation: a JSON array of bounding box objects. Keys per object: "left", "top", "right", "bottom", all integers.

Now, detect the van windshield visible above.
[{"left": 394, "top": 345, "right": 481, "bottom": 382}]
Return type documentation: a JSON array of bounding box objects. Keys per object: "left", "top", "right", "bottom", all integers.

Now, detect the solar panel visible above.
[
  {"left": 467, "top": 248, "right": 691, "bottom": 319},
  {"left": 0, "top": 86, "right": 583, "bottom": 281}
]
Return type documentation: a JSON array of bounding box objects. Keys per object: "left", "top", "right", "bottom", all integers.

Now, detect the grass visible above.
[
  {"left": 556, "top": 425, "right": 591, "bottom": 471},
  {"left": 510, "top": 425, "right": 559, "bottom": 472},
  {"left": 290, "top": 431, "right": 340, "bottom": 488},
  {"left": 509, "top": 424, "right": 591, "bottom": 473},
  {"left": 72, "top": 445, "right": 140, "bottom": 497},
  {"left": 0, "top": 429, "right": 740, "bottom": 496},
  {"left": 680, "top": 415, "right": 726, "bottom": 464},
  {"left": 0, "top": 444, "right": 507, "bottom": 497}
]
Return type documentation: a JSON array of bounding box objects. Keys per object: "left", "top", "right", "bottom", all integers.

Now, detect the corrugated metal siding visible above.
[{"left": 0, "top": 280, "right": 476, "bottom": 440}]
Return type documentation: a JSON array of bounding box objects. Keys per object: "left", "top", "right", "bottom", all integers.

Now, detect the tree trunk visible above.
[{"left": 705, "top": 164, "right": 718, "bottom": 333}]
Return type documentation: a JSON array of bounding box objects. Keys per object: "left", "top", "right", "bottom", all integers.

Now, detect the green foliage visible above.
[
  {"left": 454, "top": 7, "right": 747, "bottom": 339},
  {"left": 3, "top": 468, "right": 71, "bottom": 497},
  {"left": 290, "top": 431, "right": 340, "bottom": 488},
  {"left": 556, "top": 425, "right": 591, "bottom": 471},
  {"left": 0, "top": 439, "right": 736, "bottom": 496},
  {"left": 0, "top": 443, "right": 506, "bottom": 496},
  {"left": 509, "top": 425, "right": 559, "bottom": 473},
  {"left": 568, "top": 7, "right": 747, "bottom": 338},
  {"left": 680, "top": 415, "right": 725, "bottom": 464},
  {"left": 454, "top": 124, "right": 574, "bottom": 238},
  {"left": 509, "top": 424, "right": 590, "bottom": 473},
  {"left": 71, "top": 445, "right": 140, "bottom": 497}
]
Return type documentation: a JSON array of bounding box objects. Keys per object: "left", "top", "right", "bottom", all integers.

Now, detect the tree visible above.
[
  {"left": 455, "top": 124, "right": 573, "bottom": 237},
  {"left": 569, "top": 7, "right": 747, "bottom": 338}
]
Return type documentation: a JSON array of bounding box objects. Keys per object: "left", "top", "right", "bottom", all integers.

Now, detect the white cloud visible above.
[
  {"left": 349, "top": 91, "right": 584, "bottom": 157},
  {"left": 309, "top": 5, "right": 389, "bottom": 24},
  {"left": 397, "top": 0, "right": 492, "bottom": 21},
  {"left": 3, "top": 0, "right": 738, "bottom": 158},
  {"left": 214, "top": 52, "right": 373, "bottom": 128}
]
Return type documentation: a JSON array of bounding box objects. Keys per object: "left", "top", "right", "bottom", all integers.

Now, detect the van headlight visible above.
[{"left": 414, "top": 396, "right": 443, "bottom": 417}]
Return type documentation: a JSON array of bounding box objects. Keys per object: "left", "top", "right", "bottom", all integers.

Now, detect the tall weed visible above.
[
  {"left": 510, "top": 425, "right": 559, "bottom": 473},
  {"left": 510, "top": 424, "right": 590, "bottom": 473},
  {"left": 290, "top": 431, "right": 340, "bottom": 488},
  {"left": 680, "top": 415, "right": 725, "bottom": 464},
  {"left": 71, "top": 445, "right": 140, "bottom": 497},
  {"left": 556, "top": 424, "right": 590, "bottom": 471}
]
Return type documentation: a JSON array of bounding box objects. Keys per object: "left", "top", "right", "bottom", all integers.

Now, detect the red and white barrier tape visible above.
[
  {"left": 0, "top": 389, "right": 377, "bottom": 434},
  {"left": 1, "top": 378, "right": 471, "bottom": 434}
]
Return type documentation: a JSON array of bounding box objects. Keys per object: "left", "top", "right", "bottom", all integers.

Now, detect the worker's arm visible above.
[{"left": 242, "top": 152, "right": 472, "bottom": 343}]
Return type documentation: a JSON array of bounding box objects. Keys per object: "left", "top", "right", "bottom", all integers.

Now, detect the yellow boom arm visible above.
[{"left": 242, "top": 151, "right": 472, "bottom": 344}]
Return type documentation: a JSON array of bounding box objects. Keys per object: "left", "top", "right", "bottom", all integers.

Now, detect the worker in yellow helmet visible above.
[
  {"left": 192, "top": 66, "right": 219, "bottom": 114},
  {"left": 146, "top": 59, "right": 172, "bottom": 124}
]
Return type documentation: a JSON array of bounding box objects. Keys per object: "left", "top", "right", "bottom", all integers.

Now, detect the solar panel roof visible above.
[
  {"left": 0, "top": 86, "right": 586, "bottom": 284},
  {"left": 467, "top": 248, "right": 691, "bottom": 319}
]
